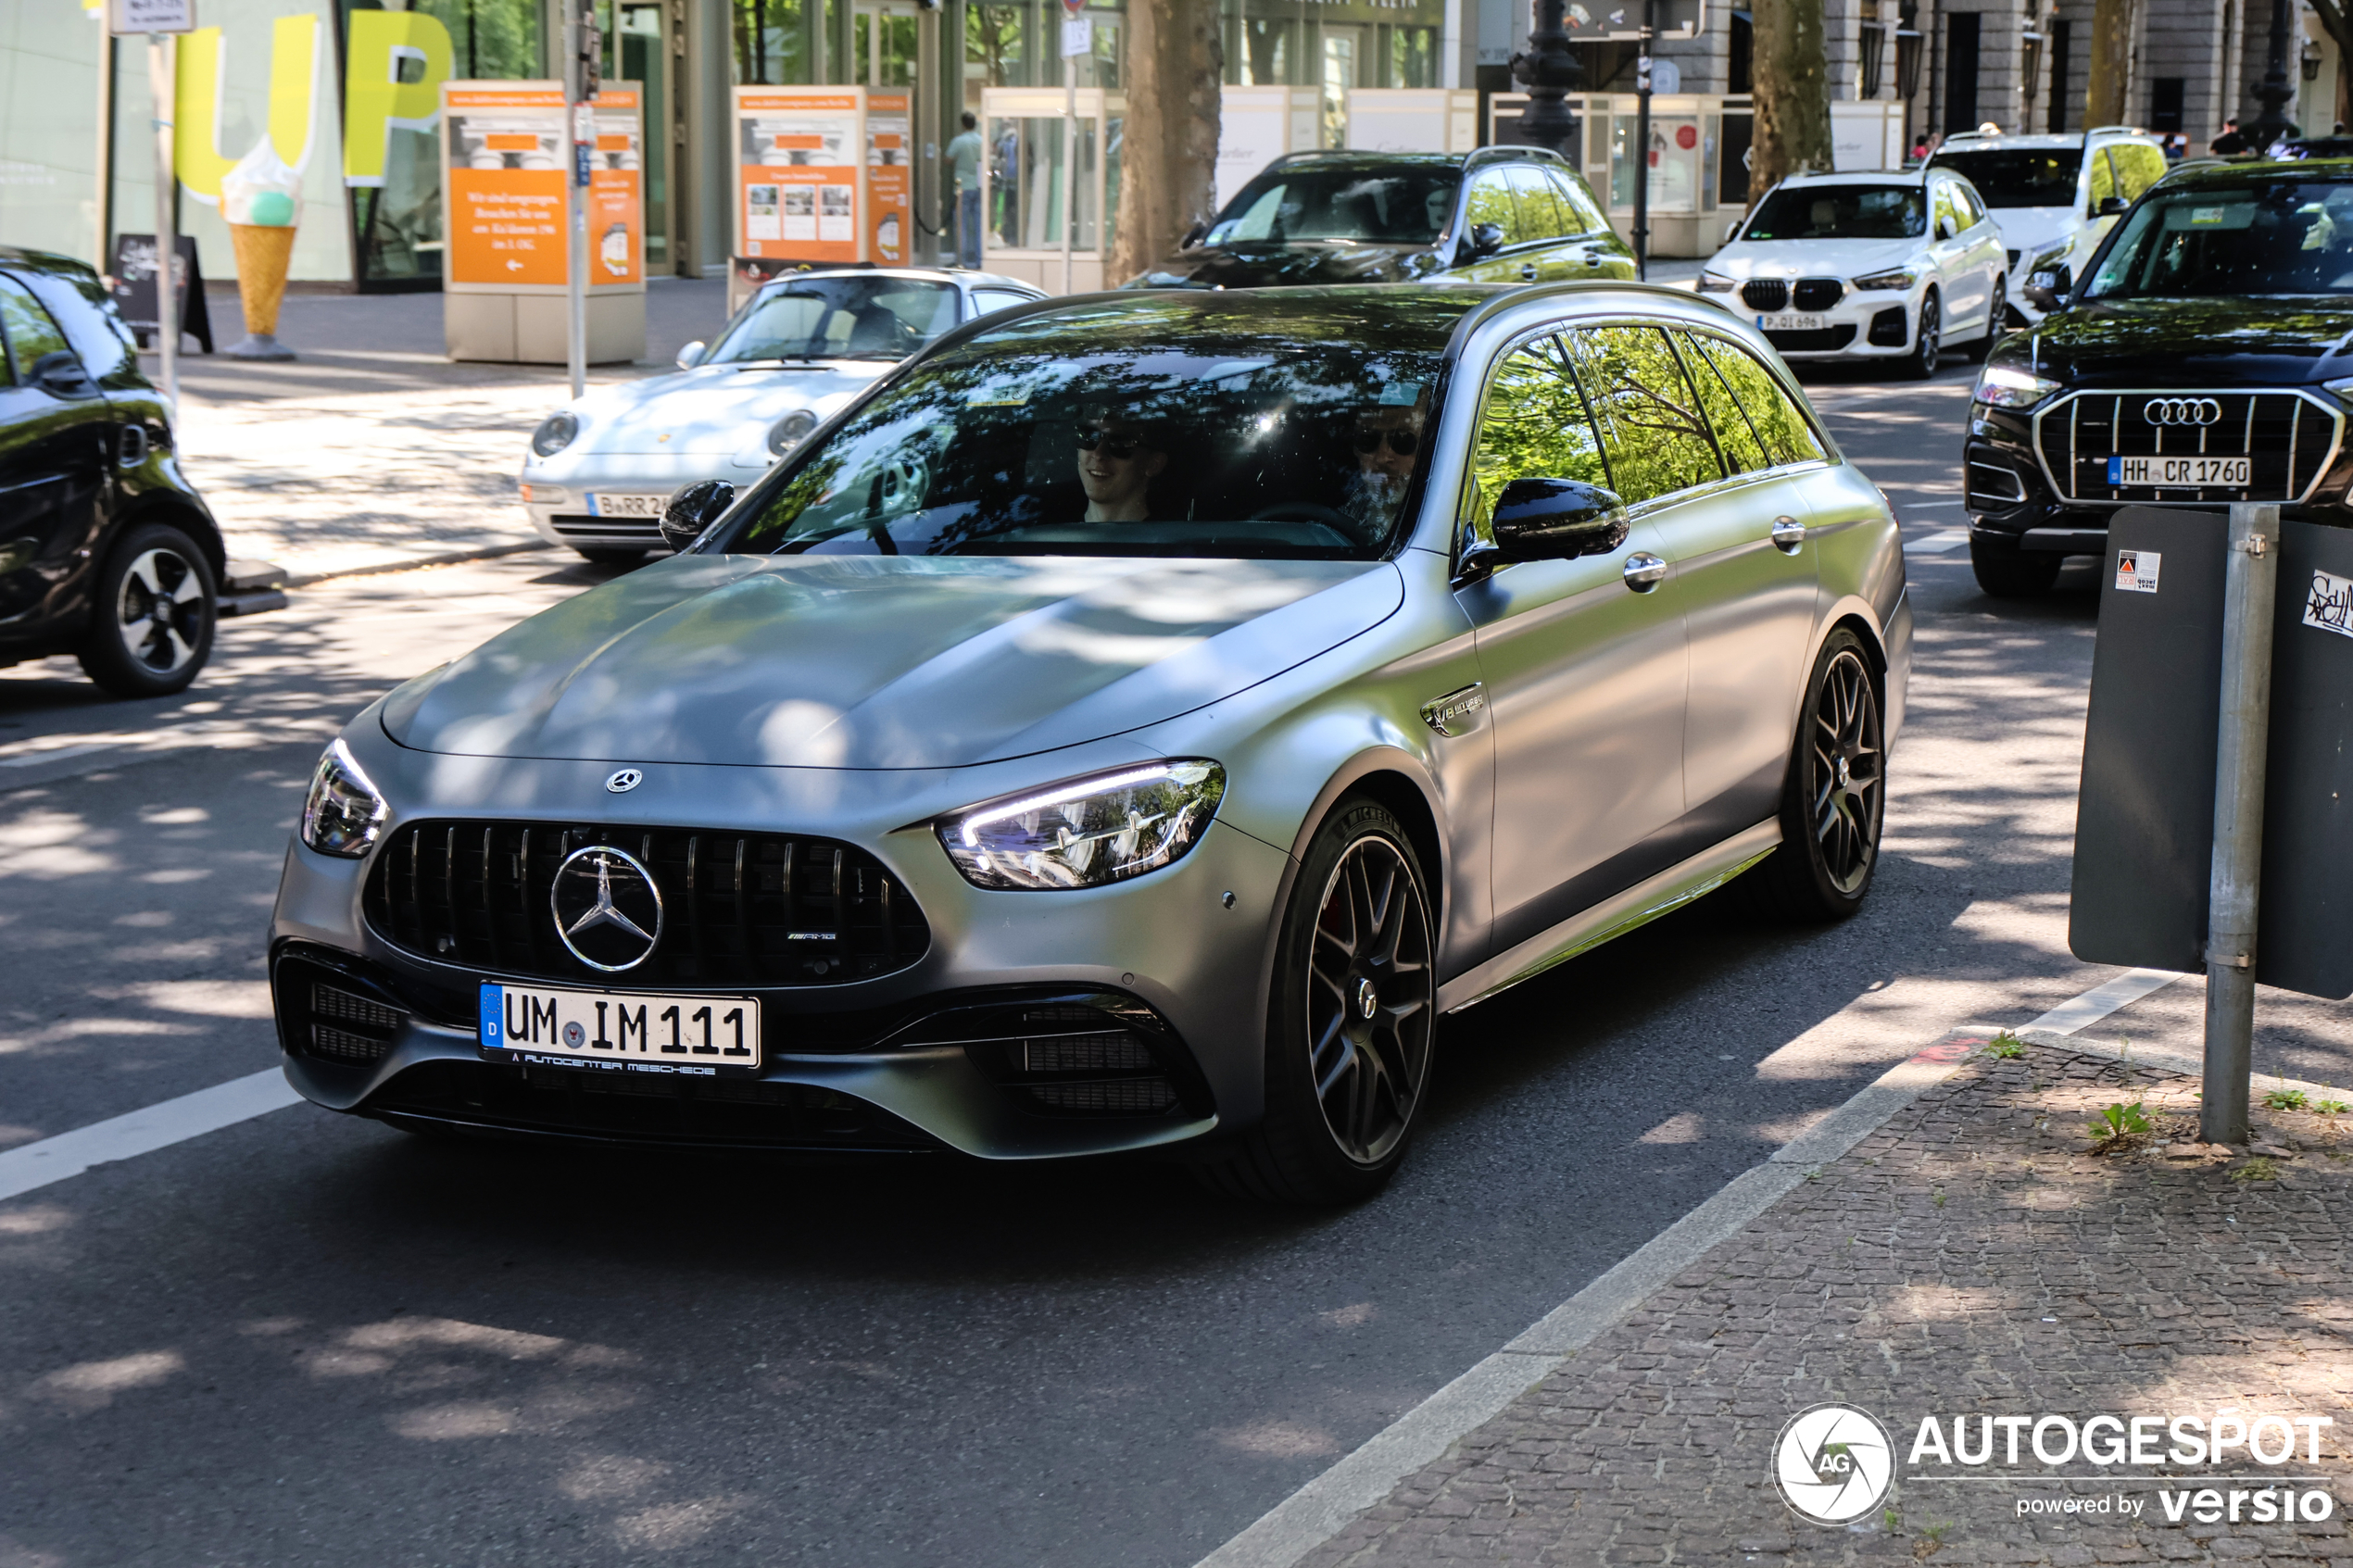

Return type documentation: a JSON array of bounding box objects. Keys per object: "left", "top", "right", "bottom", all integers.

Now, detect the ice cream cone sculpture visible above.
[{"left": 221, "top": 143, "right": 302, "bottom": 361}]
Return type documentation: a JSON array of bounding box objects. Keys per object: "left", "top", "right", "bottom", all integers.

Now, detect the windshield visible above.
[
  {"left": 720, "top": 296, "right": 1470, "bottom": 560},
  {"left": 1202, "top": 168, "right": 1461, "bottom": 246},
  {"left": 1742, "top": 185, "right": 1926, "bottom": 241},
  {"left": 1929, "top": 147, "right": 2082, "bottom": 207},
  {"left": 2084, "top": 182, "right": 2353, "bottom": 297},
  {"left": 705, "top": 277, "right": 960, "bottom": 364}
]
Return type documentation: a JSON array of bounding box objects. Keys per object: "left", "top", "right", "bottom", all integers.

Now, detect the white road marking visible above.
[
  {"left": 0, "top": 741, "right": 120, "bottom": 769},
  {"left": 1905, "top": 531, "right": 1970, "bottom": 555},
  {"left": 0, "top": 1070, "right": 302, "bottom": 1204},
  {"left": 1192, "top": 966, "right": 2187, "bottom": 1568}
]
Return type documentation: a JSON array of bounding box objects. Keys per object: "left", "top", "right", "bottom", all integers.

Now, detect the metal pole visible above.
[
  {"left": 565, "top": 5, "right": 588, "bottom": 399},
  {"left": 147, "top": 32, "right": 176, "bottom": 410},
  {"left": 1062, "top": 52, "right": 1076, "bottom": 295},
  {"left": 2200, "top": 501, "right": 2281, "bottom": 1147},
  {"left": 2246, "top": 0, "right": 2300, "bottom": 147},
  {"left": 1508, "top": 0, "right": 1582, "bottom": 160},
  {"left": 1631, "top": 0, "right": 1655, "bottom": 280}
]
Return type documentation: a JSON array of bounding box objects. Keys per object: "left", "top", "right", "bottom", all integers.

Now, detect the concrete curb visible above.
[{"left": 281, "top": 539, "right": 555, "bottom": 590}]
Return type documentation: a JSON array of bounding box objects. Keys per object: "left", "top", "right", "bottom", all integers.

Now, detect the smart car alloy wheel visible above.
[{"left": 78, "top": 524, "right": 218, "bottom": 697}]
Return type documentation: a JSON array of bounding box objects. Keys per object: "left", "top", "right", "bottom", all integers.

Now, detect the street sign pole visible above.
[
  {"left": 1630, "top": 0, "right": 1655, "bottom": 280},
  {"left": 565, "top": 0, "right": 597, "bottom": 400},
  {"left": 2201, "top": 501, "right": 2282, "bottom": 1147},
  {"left": 1060, "top": 0, "right": 1085, "bottom": 295},
  {"left": 147, "top": 30, "right": 177, "bottom": 408}
]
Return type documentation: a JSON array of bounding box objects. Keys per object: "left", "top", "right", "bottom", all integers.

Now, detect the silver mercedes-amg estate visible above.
[{"left": 271, "top": 283, "right": 1910, "bottom": 1203}]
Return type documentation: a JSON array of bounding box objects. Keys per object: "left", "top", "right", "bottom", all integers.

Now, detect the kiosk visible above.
[
  {"left": 440, "top": 82, "right": 646, "bottom": 364},
  {"left": 1344, "top": 89, "right": 1478, "bottom": 157},
  {"left": 729, "top": 86, "right": 914, "bottom": 315},
  {"left": 978, "top": 86, "right": 1124, "bottom": 295}
]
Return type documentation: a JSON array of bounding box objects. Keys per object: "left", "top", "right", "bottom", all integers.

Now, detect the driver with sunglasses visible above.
[
  {"left": 1076, "top": 412, "right": 1170, "bottom": 522},
  {"left": 1341, "top": 393, "right": 1426, "bottom": 535}
]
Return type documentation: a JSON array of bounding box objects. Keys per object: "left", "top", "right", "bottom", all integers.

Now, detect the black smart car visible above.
[
  {"left": 1124, "top": 147, "right": 1635, "bottom": 290},
  {"left": 1964, "top": 161, "right": 2353, "bottom": 596},
  {"left": 0, "top": 245, "right": 223, "bottom": 695}
]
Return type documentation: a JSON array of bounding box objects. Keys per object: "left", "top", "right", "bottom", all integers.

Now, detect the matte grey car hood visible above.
[{"left": 384, "top": 553, "right": 1403, "bottom": 769}]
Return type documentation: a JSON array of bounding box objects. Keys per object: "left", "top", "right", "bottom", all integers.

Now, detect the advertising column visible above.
[
  {"left": 442, "top": 82, "right": 646, "bottom": 363},
  {"left": 731, "top": 87, "right": 905, "bottom": 313},
  {"left": 867, "top": 92, "right": 912, "bottom": 269}
]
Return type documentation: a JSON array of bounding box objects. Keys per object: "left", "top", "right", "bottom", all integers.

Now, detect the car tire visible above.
[
  {"left": 1896, "top": 289, "right": 1942, "bottom": 380},
  {"left": 1743, "top": 629, "right": 1886, "bottom": 923},
  {"left": 1964, "top": 277, "right": 2007, "bottom": 361},
  {"left": 1195, "top": 798, "right": 1438, "bottom": 1205},
  {"left": 75, "top": 521, "right": 218, "bottom": 698},
  {"left": 1969, "top": 532, "right": 2063, "bottom": 597},
  {"left": 575, "top": 546, "right": 646, "bottom": 566}
]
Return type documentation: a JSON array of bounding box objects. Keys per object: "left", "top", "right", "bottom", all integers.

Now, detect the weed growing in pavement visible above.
[
  {"left": 1986, "top": 1034, "right": 2024, "bottom": 1060},
  {"left": 2088, "top": 1101, "right": 2152, "bottom": 1147},
  {"left": 1932, "top": 1190, "right": 1947, "bottom": 1208},
  {"left": 2232, "top": 1156, "right": 2282, "bottom": 1183},
  {"left": 1882, "top": 1505, "right": 1903, "bottom": 1535},
  {"left": 2321, "top": 1098, "right": 2349, "bottom": 1116},
  {"left": 2264, "top": 1087, "right": 2311, "bottom": 1111},
  {"left": 1915, "top": 1520, "right": 1955, "bottom": 1559}
]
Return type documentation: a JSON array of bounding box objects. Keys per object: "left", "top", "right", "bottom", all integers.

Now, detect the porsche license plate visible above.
[
  {"left": 1763, "top": 313, "right": 1827, "bottom": 332},
  {"left": 587, "top": 492, "right": 670, "bottom": 518},
  {"left": 479, "top": 982, "right": 760, "bottom": 1073},
  {"left": 2108, "top": 456, "right": 2250, "bottom": 488}
]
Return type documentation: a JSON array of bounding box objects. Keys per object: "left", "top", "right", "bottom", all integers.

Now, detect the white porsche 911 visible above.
[{"left": 518, "top": 269, "right": 1044, "bottom": 562}]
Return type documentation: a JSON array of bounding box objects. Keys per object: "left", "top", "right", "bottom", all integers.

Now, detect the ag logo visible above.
[{"left": 1772, "top": 1403, "right": 1894, "bottom": 1525}]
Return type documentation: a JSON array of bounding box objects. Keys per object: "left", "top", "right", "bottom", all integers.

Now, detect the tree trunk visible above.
[
  {"left": 2084, "top": 0, "right": 2135, "bottom": 128},
  {"left": 1749, "top": 0, "right": 1835, "bottom": 206},
  {"left": 1108, "top": 0, "right": 1224, "bottom": 286}
]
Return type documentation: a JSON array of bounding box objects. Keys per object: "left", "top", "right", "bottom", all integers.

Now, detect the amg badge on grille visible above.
[{"left": 551, "top": 847, "right": 664, "bottom": 972}]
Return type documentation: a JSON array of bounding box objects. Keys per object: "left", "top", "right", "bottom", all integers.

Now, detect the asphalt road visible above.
[{"left": 6, "top": 357, "right": 2325, "bottom": 1568}]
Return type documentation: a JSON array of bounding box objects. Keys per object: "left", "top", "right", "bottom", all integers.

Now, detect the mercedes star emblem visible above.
[
  {"left": 605, "top": 768, "right": 644, "bottom": 793},
  {"left": 550, "top": 846, "right": 664, "bottom": 972}
]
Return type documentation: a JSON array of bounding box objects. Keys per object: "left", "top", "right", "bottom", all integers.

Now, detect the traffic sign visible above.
[
  {"left": 1062, "top": 0, "right": 1084, "bottom": 15},
  {"left": 110, "top": 0, "right": 194, "bottom": 33}
]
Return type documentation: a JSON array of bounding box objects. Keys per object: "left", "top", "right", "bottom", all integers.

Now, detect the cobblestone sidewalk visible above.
[{"left": 1305, "top": 1042, "right": 2353, "bottom": 1566}]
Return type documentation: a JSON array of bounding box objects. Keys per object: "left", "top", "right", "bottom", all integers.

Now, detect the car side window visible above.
[
  {"left": 1689, "top": 334, "right": 1829, "bottom": 468},
  {"left": 2087, "top": 148, "right": 2119, "bottom": 212},
  {"left": 1675, "top": 332, "right": 1771, "bottom": 475},
  {"left": 1463, "top": 334, "right": 1609, "bottom": 532},
  {"left": 1547, "top": 168, "right": 1610, "bottom": 235},
  {"left": 2115, "top": 144, "right": 2165, "bottom": 200},
  {"left": 0, "top": 275, "right": 71, "bottom": 384},
  {"left": 1565, "top": 324, "right": 1724, "bottom": 506},
  {"left": 1930, "top": 182, "right": 1960, "bottom": 239},
  {"left": 1507, "top": 166, "right": 1567, "bottom": 242},
  {"left": 972, "top": 288, "right": 1034, "bottom": 316},
  {"left": 1464, "top": 170, "right": 1521, "bottom": 246},
  {"left": 1956, "top": 183, "right": 1988, "bottom": 229}
]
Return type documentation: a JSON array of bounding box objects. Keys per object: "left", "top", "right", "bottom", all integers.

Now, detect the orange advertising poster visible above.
[
  {"left": 866, "top": 93, "right": 912, "bottom": 268},
  {"left": 589, "top": 85, "right": 645, "bottom": 286},
  {"left": 735, "top": 85, "right": 863, "bottom": 263},
  {"left": 444, "top": 82, "right": 568, "bottom": 286}
]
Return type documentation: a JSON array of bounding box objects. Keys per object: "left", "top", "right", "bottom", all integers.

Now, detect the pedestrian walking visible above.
[{"left": 947, "top": 111, "right": 985, "bottom": 269}]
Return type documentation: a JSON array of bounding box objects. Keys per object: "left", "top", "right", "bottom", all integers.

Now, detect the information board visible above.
[
  {"left": 866, "top": 92, "right": 912, "bottom": 268},
  {"left": 445, "top": 82, "right": 568, "bottom": 286},
  {"left": 736, "top": 88, "right": 862, "bottom": 265},
  {"left": 589, "top": 85, "right": 645, "bottom": 285}
]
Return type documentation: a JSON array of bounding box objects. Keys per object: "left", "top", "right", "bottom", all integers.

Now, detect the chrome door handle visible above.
[
  {"left": 1770, "top": 515, "right": 1806, "bottom": 553},
  {"left": 1519, "top": 263, "right": 1539, "bottom": 280},
  {"left": 1622, "top": 552, "right": 1668, "bottom": 592}
]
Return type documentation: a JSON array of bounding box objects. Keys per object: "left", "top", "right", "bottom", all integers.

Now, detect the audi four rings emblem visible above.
[
  {"left": 2145, "top": 397, "right": 2223, "bottom": 426},
  {"left": 605, "top": 768, "right": 643, "bottom": 793}
]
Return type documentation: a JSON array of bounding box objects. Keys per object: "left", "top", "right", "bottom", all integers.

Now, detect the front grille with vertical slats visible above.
[
  {"left": 1741, "top": 278, "right": 1790, "bottom": 312},
  {"left": 362, "top": 821, "right": 931, "bottom": 988},
  {"left": 2034, "top": 390, "right": 2343, "bottom": 504},
  {"left": 1792, "top": 277, "right": 1843, "bottom": 311}
]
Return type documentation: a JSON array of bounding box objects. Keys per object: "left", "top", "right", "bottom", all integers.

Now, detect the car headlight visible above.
[
  {"left": 767, "top": 408, "right": 822, "bottom": 456},
  {"left": 1973, "top": 363, "right": 2063, "bottom": 409},
  {"left": 529, "top": 411, "right": 579, "bottom": 458},
  {"left": 1696, "top": 270, "right": 1738, "bottom": 294},
  {"left": 1851, "top": 268, "right": 1919, "bottom": 291},
  {"left": 937, "top": 760, "right": 1226, "bottom": 891},
  {"left": 301, "top": 739, "right": 389, "bottom": 858},
  {"left": 2324, "top": 375, "right": 2353, "bottom": 407}
]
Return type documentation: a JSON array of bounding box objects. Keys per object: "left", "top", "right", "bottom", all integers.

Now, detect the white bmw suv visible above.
[
  {"left": 1928, "top": 127, "right": 2171, "bottom": 326},
  {"left": 1699, "top": 168, "right": 2008, "bottom": 379}
]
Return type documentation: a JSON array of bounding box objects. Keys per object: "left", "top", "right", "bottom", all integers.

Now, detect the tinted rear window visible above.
[
  {"left": 1743, "top": 185, "right": 1926, "bottom": 241},
  {"left": 1928, "top": 148, "right": 2083, "bottom": 207},
  {"left": 1204, "top": 168, "right": 1462, "bottom": 245}
]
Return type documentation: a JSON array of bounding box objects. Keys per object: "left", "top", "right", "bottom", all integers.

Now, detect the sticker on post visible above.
[
  {"left": 2115, "top": 549, "right": 2161, "bottom": 594},
  {"left": 2303, "top": 568, "right": 2353, "bottom": 638}
]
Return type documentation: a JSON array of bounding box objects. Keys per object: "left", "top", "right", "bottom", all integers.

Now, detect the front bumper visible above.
[
  {"left": 1718, "top": 284, "right": 1924, "bottom": 360},
  {"left": 520, "top": 452, "right": 775, "bottom": 553},
  {"left": 270, "top": 727, "right": 1295, "bottom": 1162}
]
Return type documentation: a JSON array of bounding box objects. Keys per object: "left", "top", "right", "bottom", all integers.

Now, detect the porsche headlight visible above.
[
  {"left": 529, "top": 411, "right": 579, "bottom": 458},
  {"left": 1696, "top": 270, "right": 1738, "bottom": 294},
  {"left": 1851, "top": 268, "right": 1919, "bottom": 292},
  {"left": 1973, "top": 363, "right": 2062, "bottom": 409},
  {"left": 767, "top": 408, "right": 822, "bottom": 456},
  {"left": 301, "top": 739, "right": 388, "bottom": 858},
  {"left": 937, "top": 760, "right": 1226, "bottom": 891}
]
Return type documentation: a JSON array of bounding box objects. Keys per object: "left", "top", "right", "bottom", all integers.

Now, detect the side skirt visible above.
[{"left": 1434, "top": 819, "right": 1781, "bottom": 1015}]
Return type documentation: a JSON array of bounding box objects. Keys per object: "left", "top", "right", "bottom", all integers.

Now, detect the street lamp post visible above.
[
  {"left": 1510, "top": 0, "right": 1584, "bottom": 163},
  {"left": 2246, "top": 0, "right": 2300, "bottom": 148}
]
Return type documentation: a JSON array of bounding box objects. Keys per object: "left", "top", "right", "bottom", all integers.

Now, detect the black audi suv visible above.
[{"left": 1964, "top": 161, "right": 2353, "bottom": 596}]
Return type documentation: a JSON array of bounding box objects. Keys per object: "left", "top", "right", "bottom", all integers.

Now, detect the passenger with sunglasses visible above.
[
  {"left": 1076, "top": 414, "right": 1169, "bottom": 522},
  {"left": 1341, "top": 395, "right": 1426, "bottom": 534}
]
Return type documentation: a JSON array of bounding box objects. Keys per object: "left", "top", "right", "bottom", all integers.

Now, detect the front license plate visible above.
[
  {"left": 587, "top": 492, "right": 670, "bottom": 518},
  {"left": 2108, "top": 456, "right": 2251, "bottom": 487},
  {"left": 479, "top": 982, "right": 760, "bottom": 1073},
  {"left": 1762, "top": 313, "right": 1827, "bottom": 332}
]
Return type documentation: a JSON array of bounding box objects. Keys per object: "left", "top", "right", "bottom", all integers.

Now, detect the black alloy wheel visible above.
[
  {"left": 1965, "top": 277, "right": 2007, "bottom": 361},
  {"left": 1898, "top": 288, "right": 1943, "bottom": 381},
  {"left": 76, "top": 522, "right": 217, "bottom": 697},
  {"left": 1744, "top": 629, "right": 1886, "bottom": 922},
  {"left": 1197, "top": 798, "right": 1437, "bottom": 1204},
  {"left": 1968, "top": 531, "right": 2062, "bottom": 597}
]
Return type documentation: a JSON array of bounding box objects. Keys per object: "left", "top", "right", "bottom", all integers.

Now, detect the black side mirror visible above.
[
  {"left": 1180, "top": 221, "right": 1208, "bottom": 250},
  {"left": 2095, "top": 194, "right": 2130, "bottom": 217},
  {"left": 1467, "top": 221, "right": 1506, "bottom": 257},
  {"left": 1491, "top": 478, "right": 1629, "bottom": 562},
  {"left": 661, "top": 480, "right": 736, "bottom": 552},
  {"left": 2023, "top": 263, "right": 2073, "bottom": 313},
  {"left": 30, "top": 350, "right": 94, "bottom": 397}
]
